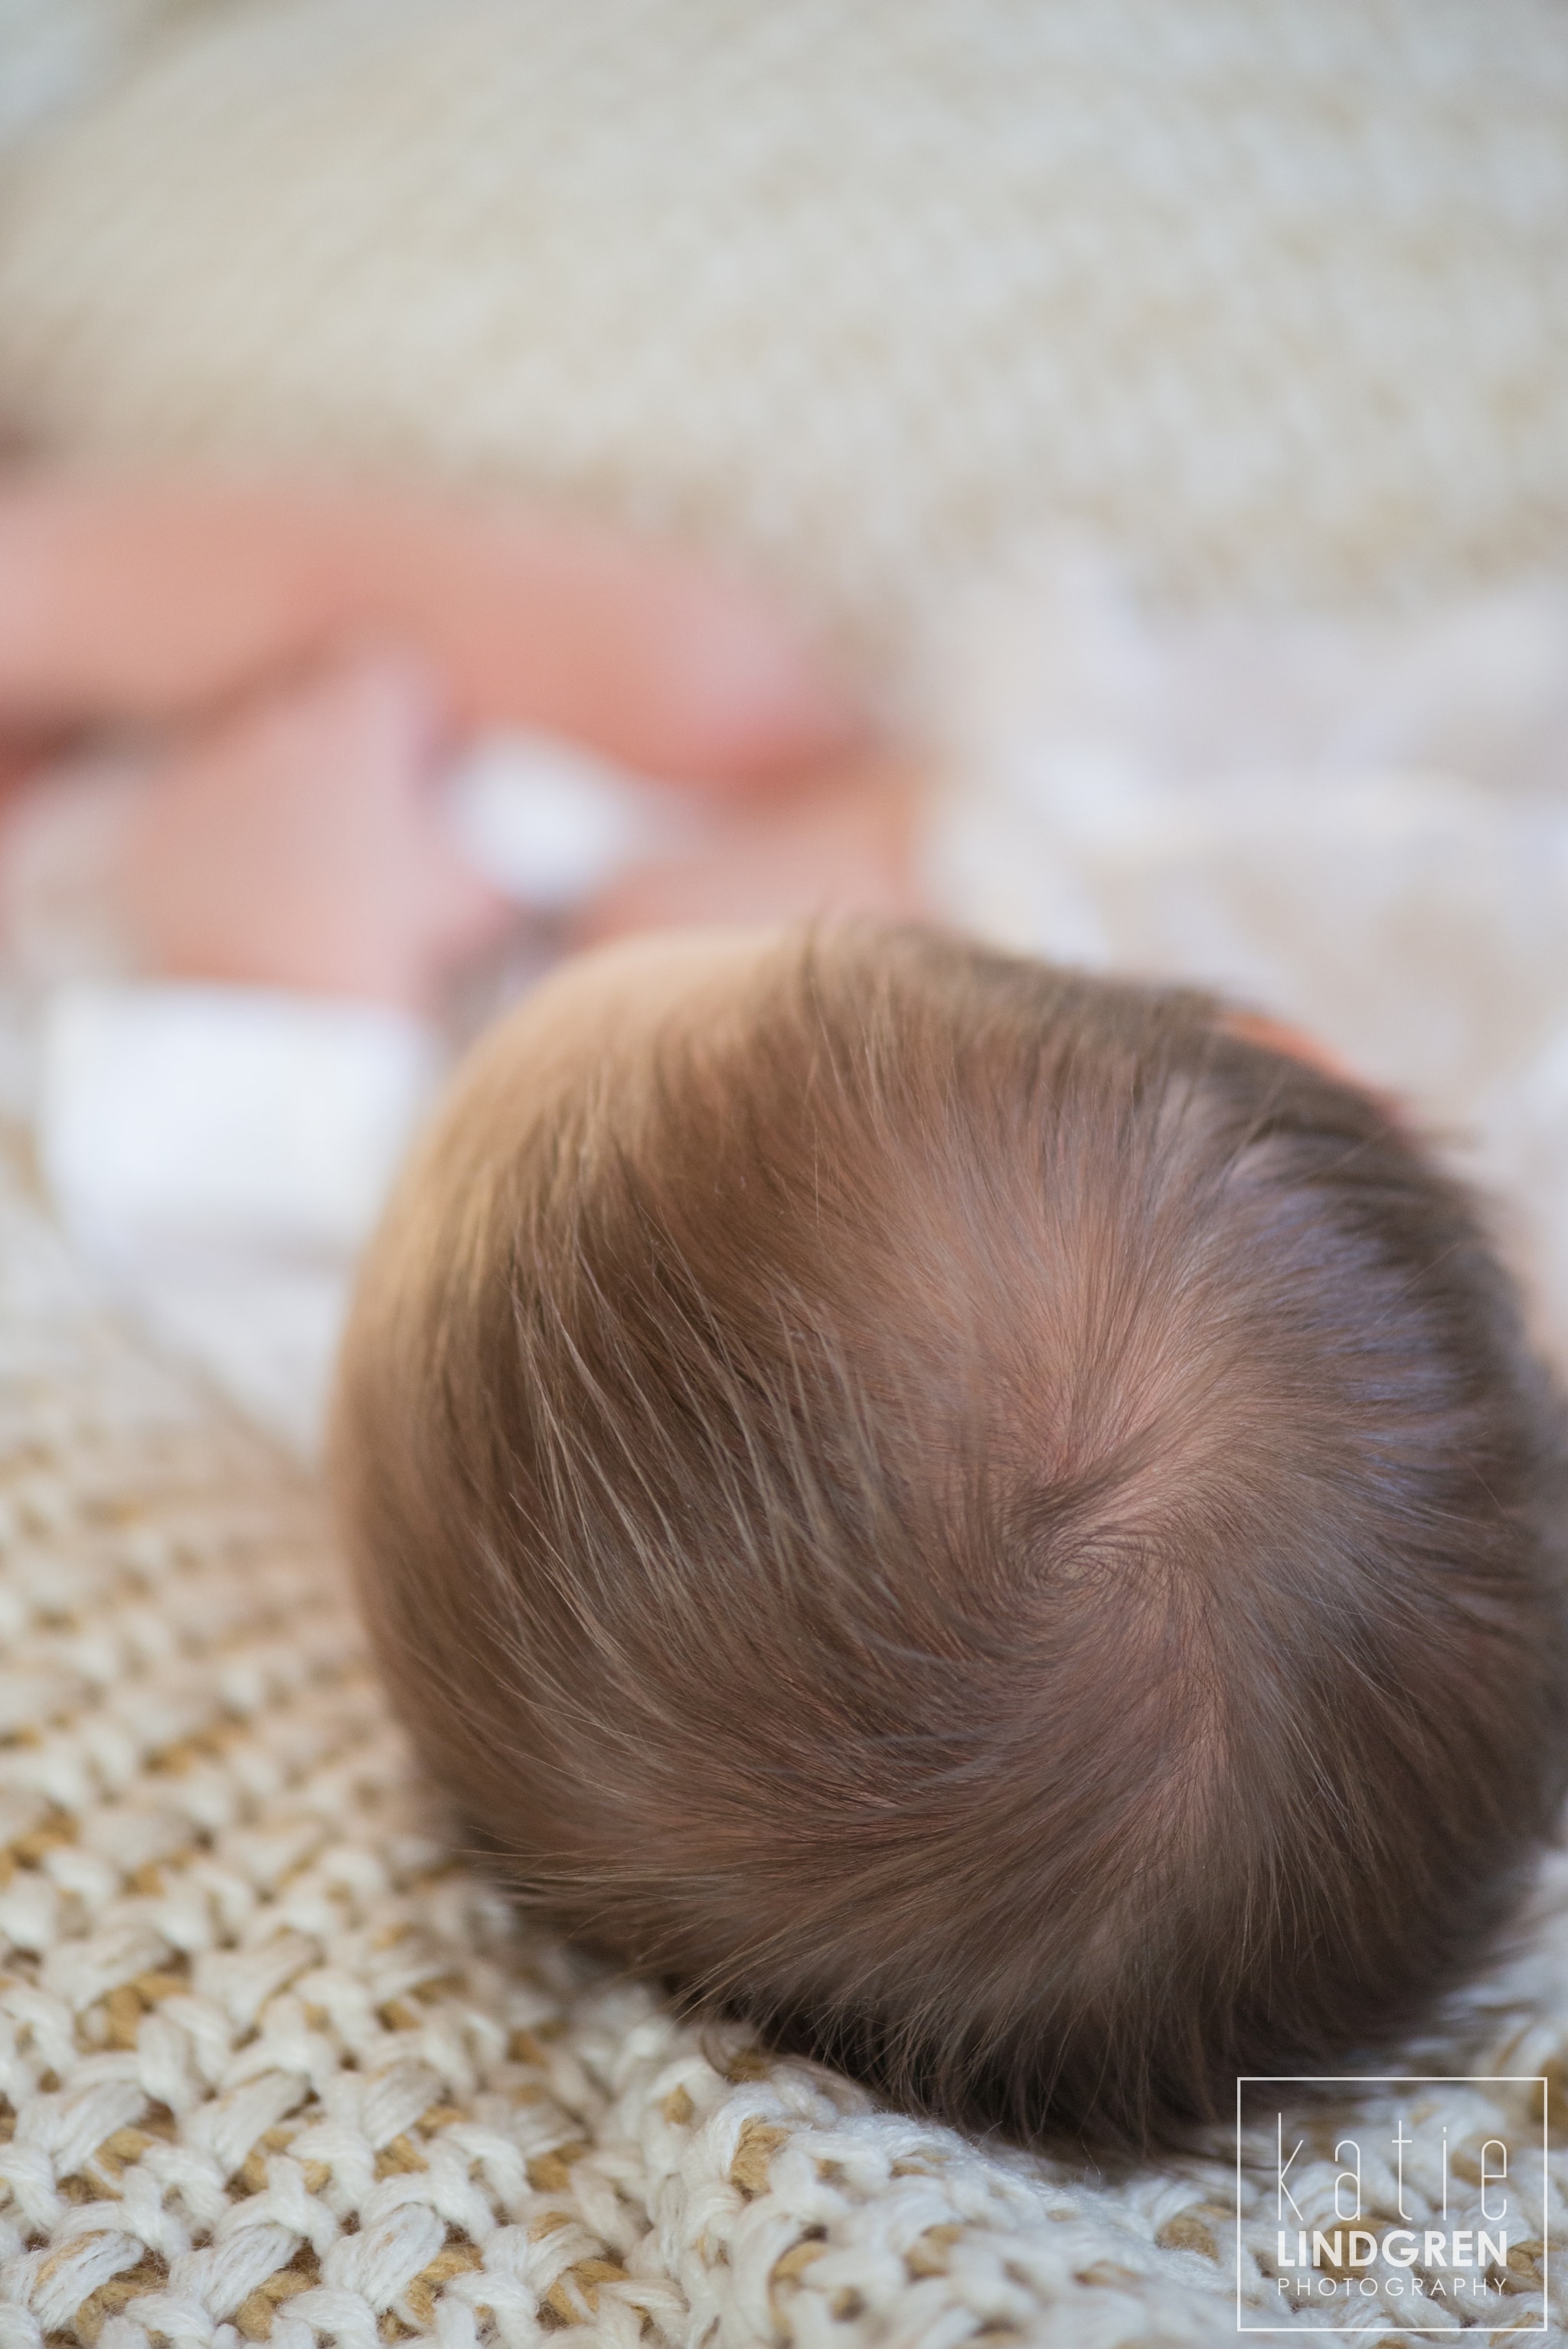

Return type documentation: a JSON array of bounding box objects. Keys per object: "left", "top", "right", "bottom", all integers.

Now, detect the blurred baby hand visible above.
[{"left": 118, "top": 653, "right": 510, "bottom": 1008}]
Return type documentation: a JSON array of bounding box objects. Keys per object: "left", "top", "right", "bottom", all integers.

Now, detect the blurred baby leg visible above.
[{"left": 0, "top": 477, "right": 862, "bottom": 789}]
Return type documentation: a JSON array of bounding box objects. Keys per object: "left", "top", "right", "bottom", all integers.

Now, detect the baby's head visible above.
[{"left": 333, "top": 922, "right": 1568, "bottom": 2147}]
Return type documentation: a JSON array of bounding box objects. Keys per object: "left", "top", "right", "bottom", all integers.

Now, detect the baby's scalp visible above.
[{"left": 332, "top": 921, "right": 1568, "bottom": 2150}]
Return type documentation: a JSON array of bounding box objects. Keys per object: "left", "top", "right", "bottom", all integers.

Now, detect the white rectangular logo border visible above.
[{"left": 1233, "top": 2074, "right": 1549, "bottom": 2337}]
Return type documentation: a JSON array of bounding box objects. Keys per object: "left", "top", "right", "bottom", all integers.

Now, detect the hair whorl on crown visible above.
[{"left": 333, "top": 923, "right": 1568, "bottom": 2149}]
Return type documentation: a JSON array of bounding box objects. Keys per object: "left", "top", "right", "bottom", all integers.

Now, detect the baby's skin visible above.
[{"left": 0, "top": 476, "right": 916, "bottom": 1005}]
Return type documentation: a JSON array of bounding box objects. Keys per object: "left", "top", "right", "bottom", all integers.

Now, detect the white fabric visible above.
[
  {"left": 39, "top": 983, "right": 438, "bottom": 1258},
  {"left": 32, "top": 984, "right": 438, "bottom": 1449},
  {"left": 443, "top": 735, "right": 664, "bottom": 913},
  {"left": 930, "top": 571, "right": 1568, "bottom": 1360}
]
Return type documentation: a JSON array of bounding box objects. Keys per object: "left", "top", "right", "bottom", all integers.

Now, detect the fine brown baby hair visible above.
[{"left": 333, "top": 922, "right": 1568, "bottom": 2151}]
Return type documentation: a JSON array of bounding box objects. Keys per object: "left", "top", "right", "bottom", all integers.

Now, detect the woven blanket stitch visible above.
[{"left": 0, "top": 1147, "right": 1560, "bottom": 2346}]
